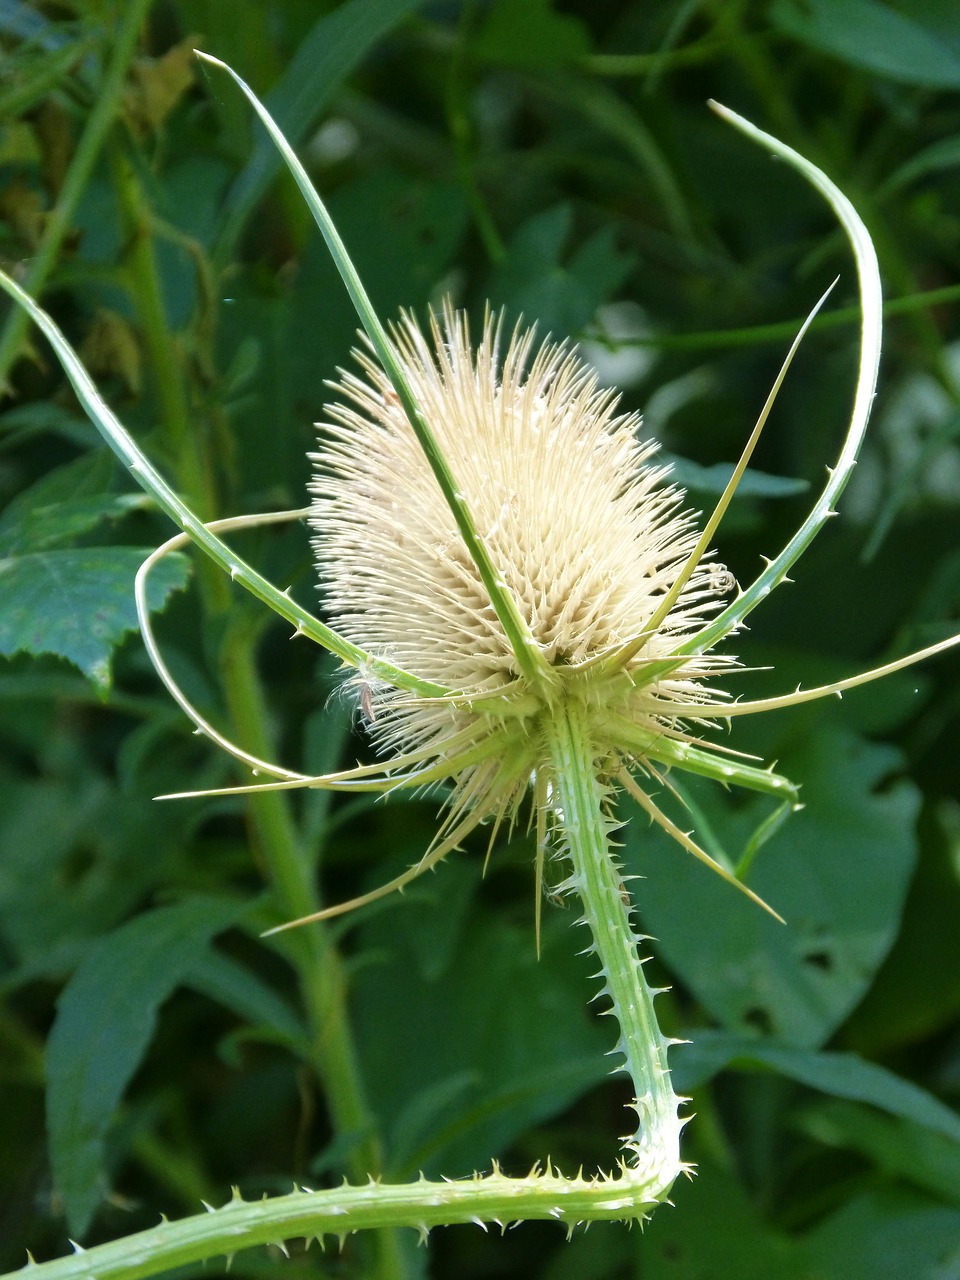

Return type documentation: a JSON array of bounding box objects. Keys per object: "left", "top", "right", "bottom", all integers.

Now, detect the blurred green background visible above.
[{"left": 1, "top": 1, "right": 959, "bottom": 1276}]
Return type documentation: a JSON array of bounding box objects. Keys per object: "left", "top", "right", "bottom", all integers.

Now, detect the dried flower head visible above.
[{"left": 308, "top": 304, "right": 774, "bottom": 918}]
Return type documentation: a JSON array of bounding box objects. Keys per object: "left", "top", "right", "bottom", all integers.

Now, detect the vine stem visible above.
[{"left": 9, "top": 710, "right": 684, "bottom": 1279}]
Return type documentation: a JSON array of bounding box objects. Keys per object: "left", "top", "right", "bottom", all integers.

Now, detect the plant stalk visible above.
[{"left": 545, "top": 704, "right": 685, "bottom": 1187}]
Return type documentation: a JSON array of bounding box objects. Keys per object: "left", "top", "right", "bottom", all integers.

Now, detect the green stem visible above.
[
  {"left": 6, "top": 703, "right": 686, "bottom": 1280},
  {"left": 218, "top": 638, "right": 386, "bottom": 1164},
  {"left": 0, "top": 0, "right": 154, "bottom": 391},
  {"left": 3, "top": 1168, "right": 674, "bottom": 1280},
  {"left": 110, "top": 143, "right": 220, "bottom": 535},
  {"left": 198, "top": 53, "right": 551, "bottom": 692},
  {"left": 111, "top": 167, "right": 404, "bottom": 1280},
  {"left": 546, "top": 705, "right": 685, "bottom": 1184},
  {"left": 0, "top": 264, "right": 439, "bottom": 698}
]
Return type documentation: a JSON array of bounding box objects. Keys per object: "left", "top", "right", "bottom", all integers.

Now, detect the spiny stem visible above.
[
  {"left": 2, "top": 1165, "right": 673, "bottom": 1280},
  {"left": 545, "top": 704, "right": 685, "bottom": 1190},
  {"left": 682, "top": 101, "right": 882, "bottom": 655},
  {"left": 9, "top": 708, "right": 685, "bottom": 1280},
  {"left": 112, "top": 179, "right": 403, "bottom": 1280}
]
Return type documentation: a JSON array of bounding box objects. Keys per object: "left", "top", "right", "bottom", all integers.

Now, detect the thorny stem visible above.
[
  {"left": 0, "top": 72, "right": 904, "bottom": 1277},
  {"left": 545, "top": 706, "right": 685, "bottom": 1184},
  {"left": 5, "top": 715, "right": 682, "bottom": 1280}
]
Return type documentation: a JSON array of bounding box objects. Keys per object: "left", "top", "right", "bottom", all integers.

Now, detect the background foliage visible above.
[{"left": 2, "top": 1, "right": 959, "bottom": 1276}]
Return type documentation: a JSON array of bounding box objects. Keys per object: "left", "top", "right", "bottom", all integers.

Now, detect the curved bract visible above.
[{"left": 3, "top": 56, "right": 958, "bottom": 1280}]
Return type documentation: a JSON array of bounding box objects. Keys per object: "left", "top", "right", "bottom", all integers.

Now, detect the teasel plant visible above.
[{"left": 2, "top": 53, "right": 959, "bottom": 1280}]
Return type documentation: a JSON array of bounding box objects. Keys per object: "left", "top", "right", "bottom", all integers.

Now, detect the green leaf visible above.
[
  {"left": 0, "top": 451, "right": 145, "bottom": 557},
  {"left": 803, "top": 1190, "right": 960, "bottom": 1280},
  {"left": 487, "top": 204, "right": 634, "bottom": 336},
  {"left": 800, "top": 1099, "right": 960, "bottom": 1206},
  {"left": 772, "top": 0, "right": 960, "bottom": 88},
  {"left": 675, "top": 1031, "right": 960, "bottom": 1142},
  {"left": 662, "top": 454, "right": 810, "bottom": 499},
  {"left": 46, "top": 898, "right": 243, "bottom": 1236},
  {"left": 843, "top": 799, "right": 960, "bottom": 1052},
  {"left": 351, "top": 857, "right": 611, "bottom": 1178},
  {"left": 0, "top": 546, "right": 189, "bottom": 692},
  {"left": 0, "top": 767, "right": 190, "bottom": 977},
  {"left": 474, "top": 0, "right": 592, "bottom": 70},
  {"left": 626, "top": 724, "right": 920, "bottom": 1047},
  {"left": 0, "top": 493, "right": 149, "bottom": 555},
  {"left": 214, "top": 0, "right": 431, "bottom": 261},
  {"left": 184, "top": 949, "right": 308, "bottom": 1054},
  {"left": 634, "top": 1163, "right": 803, "bottom": 1280}
]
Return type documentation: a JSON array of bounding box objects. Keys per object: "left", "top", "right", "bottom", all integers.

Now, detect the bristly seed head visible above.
[{"left": 309, "top": 303, "right": 735, "bottom": 834}]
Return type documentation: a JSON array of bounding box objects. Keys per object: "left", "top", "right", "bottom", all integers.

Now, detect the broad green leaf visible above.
[
  {"left": 803, "top": 1190, "right": 960, "bottom": 1280},
  {"left": 184, "top": 948, "right": 308, "bottom": 1054},
  {"left": 46, "top": 897, "right": 242, "bottom": 1235},
  {"left": 625, "top": 724, "right": 920, "bottom": 1047},
  {"left": 843, "top": 799, "right": 960, "bottom": 1052},
  {"left": 487, "top": 204, "right": 634, "bottom": 337},
  {"left": 0, "top": 768, "right": 190, "bottom": 974},
  {"left": 350, "top": 857, "right": 611, "bottom": 1178},
  {"left": 634, "top": 1163, "right": 802, "bottom": 1279},
  {"left": 0, "top": 546, "right": 189, "bottom": 692},
  {"left": 800, "top": 1099, "right": 960, "bottom": 1206},
  {"left": 674, "top": 1030, "right": 960, "bottom": 1142},
  {"left": 635, "top": 1169, "right": 960, "bottom": 1280},
  {"left": 0, "top": 493, "right": 149, "bottom": 555},
  {"left": 662, "top": 454, "right": 810, "bottom": 499},
  {"left": 0, "top": 451, "right": 120, "bottom": 554},
  {"left": 772, "top": 0, "right": 960, "bottom": 88}
]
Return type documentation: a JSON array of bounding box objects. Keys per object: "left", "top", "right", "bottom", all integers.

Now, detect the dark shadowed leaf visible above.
[
  {"left": 674, "top": 1030, "right": 960, "bottom": 1141},
  {"left": 626, "top": 725, "right": 920, "bottom": 1047},
  {"left": 487, "top": 204, "right": 634, "bottom": 336},
  {"left": 46, "top": 898, "right": 242, "bottom": 1236},
  {"left": 351, "top": 857, "right": 611, "bottom": 1178}
]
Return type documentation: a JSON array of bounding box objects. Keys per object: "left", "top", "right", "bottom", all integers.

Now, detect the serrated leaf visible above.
[
  {"left": 626, "top": 725, "right": 920, "bottom": 1047},
  {"left": 46, "top": 897, "right": 243, "bottom": 1236},
  {"left": 0, "top": 494, "right": 149, "bottom": 556},
  {"left": 0, "top": 546, "right": 189, "bottom": 691}
]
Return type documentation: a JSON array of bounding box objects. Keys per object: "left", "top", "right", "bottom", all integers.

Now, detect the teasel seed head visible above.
[{"left": 308, "top": 303, "right": 737, "bottom": 842}]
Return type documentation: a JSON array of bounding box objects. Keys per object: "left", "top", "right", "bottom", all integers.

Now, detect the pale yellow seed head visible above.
[{"left": 309, "top": 304, "right": 734, "bottom": 825}]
